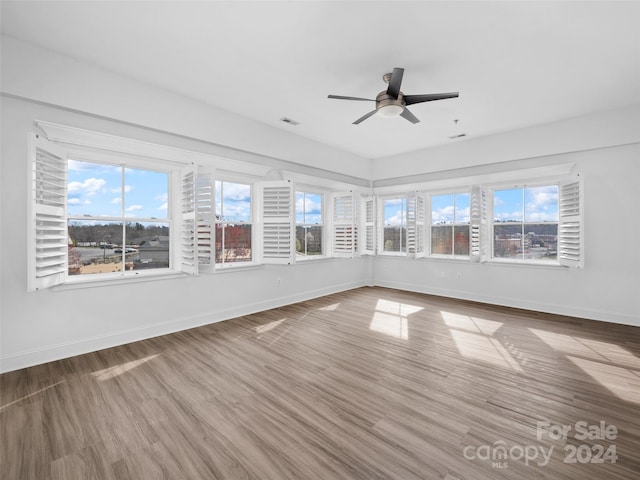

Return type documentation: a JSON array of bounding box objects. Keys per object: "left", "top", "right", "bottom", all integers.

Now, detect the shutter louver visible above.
[
  {"left": 261, "top": 181, "right": 294, "bottom": 264},
  {"left": 558, "top": 180, "right": 583, "bottom": 268},
  {"left": 407, "top": 193, "right": 426, "bottom": 258},
  {"left": 195, "top": 169, "right": 214, "bottom": 273},
  {"left": 180, "top": 166, "right": 197, "bottom": 274},
  {"left": 29, "top": 134, "right": 68, "bottom": 291},
  {"left": 470, "top": 185, "right": 488, "bottom": 263},
  {"left": 362, "top": 196, "right": 376, "bottom": 255},
  {"left": 332, "top": 193, "right": 356, "bottom": 257},
  {"left": 181, "top": 166, "right": 215, "bottom": 274}
]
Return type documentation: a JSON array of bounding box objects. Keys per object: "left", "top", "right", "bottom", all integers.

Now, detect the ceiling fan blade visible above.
[
  {"left": 328, "top": 95, "right": 375, "bottom": 102},
  {"left": 386, "top": 67, "right": 405, "bottom": 99},
  {"left": 400, "top": 108, "right": 420, "bottom": 124},
  {"left": 353, "top": 109, "right": 378, "bottom": 125},
  {"left": 404, "top": 92, "right": 459, "bottom": 106}
]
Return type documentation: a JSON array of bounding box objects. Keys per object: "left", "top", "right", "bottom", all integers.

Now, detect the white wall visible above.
[
  {"left": 1, "top": 35, "right": 372, "bottom": 180},
  {"left": 372, "top": 140, "right": 640, "bottom": 327},
  {"left": 0, "top": 97, "right": 371, "bottom": 373}
]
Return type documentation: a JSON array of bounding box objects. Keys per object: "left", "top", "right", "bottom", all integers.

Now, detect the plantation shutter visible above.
[
  {"left": 558, "top": 179, "right": 583, "bottom": 268},
  {"left": 470, "top": 185, "right": 489, "bottom": 263},
  {"left": 195, "top": 168, "right": 215, "bottom": 273},
  {"left": 181, "top": 166, "right": 215, "bottom": 274},
  {"left": 28, "top": 133, "right": 68, "bottom": 291},
  {"left": 260, "top": 180, "right": 295, "bottom": 264},
  {"left": 361, "top": 196, "right": 376, "bottom": 255},
  {"left": 332, "top": 193, "right": 357, "bottom": 257},
  {"left": 407, "top": 193, "right": 426, "bottom": 258},
  {"left": 179, "top": 165, "right": 198, "bottom": 274}
]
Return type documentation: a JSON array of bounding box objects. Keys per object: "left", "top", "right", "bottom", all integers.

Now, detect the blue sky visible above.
[
  {"left": 384, "top": 187, "right": 558, "bottom": 225},
  {"left": 67, "top": 160, "right": 168, "bottom": 219},
  {"left": 295, "top": 192, "right": 322, "bottom": 224},
  {"left": 494, "top": 186, "right": 558, "bottom": 222}
]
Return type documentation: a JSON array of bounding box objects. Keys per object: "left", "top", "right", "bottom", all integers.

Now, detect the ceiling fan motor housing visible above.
[{"left": 376, "top": 91, "right": 406, "bottom": 116}]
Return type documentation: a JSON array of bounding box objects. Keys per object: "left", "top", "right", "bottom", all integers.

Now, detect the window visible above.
[
  {"left": 382, "top": 196, "right": 407, "bottom": 253},
  {"left": 492, "top": 186, "right": 558, "bottom": 262},
  {"left": 67, "top": 160, "right": 170, "bottom": 276},
  {"left": 431, "top": 192, "right": 470, "bottom": 257},
  {"left": 29, "top": 133, "right": 214, "bottom": 291},
  {"left": 295, "top": 191, "right": 323, "bottom": 257},
  {"left": 215, "top": 181, "right": 252, "bottom": 265}
]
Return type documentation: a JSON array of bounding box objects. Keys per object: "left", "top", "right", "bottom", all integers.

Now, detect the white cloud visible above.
[
  {"left": 126, "top": 205, "right": 144, "bottom": 212},
  {"left": 111, "top": 185, "right": 132, "bottom": 194},
  {"left": 111, "top": 197, "right": 121, "bottom": 204},
  {"left": 68, "top": 178, "right": 106, "bottom": 196},
  {"left": 158, "top": 202, "right": 168, "bottom": 211}
]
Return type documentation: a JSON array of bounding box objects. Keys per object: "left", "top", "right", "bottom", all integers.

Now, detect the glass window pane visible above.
[
  {"left": 523, "top": 224, "right": 558, "bottom": 261},
  {"left": 524, "top": 186, "right": 558, "bottom": 223},
  {"left": 431, "top": 194, "right": 454, "bottom": 224},
  {"left": 296, "top": 192, "right": 323, "bottom": 225},
  {"left": 455, "top": 193, "right": 470, "bottom": 224},
  {"left": 431, "top": 226, "right": 452, "bottom": 255},
  {"left": 296, "top": 226, "right": 323, "bottom": 256},
  {"left": 217, "top": 182, "right": 251, "bottom": 222},
  {"left": 124, "top": 168, "right": 169, "bottom": 219},
  {"left": 67, "top": 160, "right": 122, "bottom": 217},
  {"left": 127, "top": 221, "right": 170, "bottom": 269},
  {"left": 384, "top": 198, "right": 406, "bottom": 226},
  {"left": 383, "top": 227, "right": 405, "bottom": 252},
  {"left": 216, "top": 224, "right": 252, "bottom": 263},
  {"left": 454, "top": 225, "right": 470, "bottom": 255},
  {"left": 68, "top": 220, "right": 123, "bottom": 275},
  {"left": 494, "top": 189, "right": 523, "bottom": 222},
  {"left": 494, "top": 224, "right": 523, "bottom": 258}
]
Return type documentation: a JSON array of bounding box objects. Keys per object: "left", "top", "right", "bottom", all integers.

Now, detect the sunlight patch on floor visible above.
[
  {"left": 529, "top": 329, "right": 640, "bottom": 369},
  {"left": 369, "top": 299, "right": 423, "bottom": 340},
  {"left": 440, "top": 311, "right": 503, "bottom": 335},
  {"left": 450, "top": 330, "right": 523, "bottom": 372},
  {"left": 255, "top": 318, "right": 286, "bottom": 334},
  {"left": 92, "top": 354, "right": 160, "bottom": 381},
  {"left": 0, "top": 380, "right": 66, "bottom": 411},
  {"left": 318, "top": 303, "right": 340, "bottom": 311},
  {"left": 567, "top": 355, "right": 640, "bottom": 404}
]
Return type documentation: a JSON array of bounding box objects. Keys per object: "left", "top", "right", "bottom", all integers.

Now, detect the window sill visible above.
[
  {"left": 488, "top": 258, "right": 563, "bottom": 269},
  {"left": 54, "top": 269, "right": 188, "bottom": 291},
  {"left": 215, "top": 262, "right": 264, "bottom": 273}
]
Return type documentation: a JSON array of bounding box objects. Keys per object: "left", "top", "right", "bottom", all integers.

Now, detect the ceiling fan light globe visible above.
[{"left": 378, "top": 104, "right": 404, "bottom": 118}]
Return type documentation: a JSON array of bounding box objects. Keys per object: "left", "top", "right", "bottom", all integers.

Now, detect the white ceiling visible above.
[{"left": 2, "top": 1, "right": 639, "bottom": 160}]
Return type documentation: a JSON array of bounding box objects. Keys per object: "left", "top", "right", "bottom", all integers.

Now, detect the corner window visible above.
[
  {"left": 431, "top": 192, "right": 470, "bottom": 257},
  {"left": 67, "top": 160, "right": 170, "bottom": 276},
  {"left": 215, "top": 181, "right": 252, "bottom": 265},
  {"left": 492, "top": 186, "right": 558, "bottom": 262},
  {"left": 295, "top": 191, "right": 323, "bottom": 257}
]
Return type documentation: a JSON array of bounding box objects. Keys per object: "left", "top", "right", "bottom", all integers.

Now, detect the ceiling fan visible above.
[{"left": 328, "top": 67, "right": 458, "bottom": 125}]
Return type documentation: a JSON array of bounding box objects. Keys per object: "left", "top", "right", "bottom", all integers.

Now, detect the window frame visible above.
[
  {"left": 489, "top": 181, "right": 561, "bottom": 266},
  {"left": 295, "top": 189, "right": 326, "bottom": 260},
  {"left": 428, "top": 189, "right": 471, "bottom": 260},
  {"left": 214, "top": 177, "right": 256, "bottom": 269}
]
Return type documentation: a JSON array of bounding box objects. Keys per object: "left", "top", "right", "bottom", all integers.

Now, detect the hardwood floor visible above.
[{"left": 1, "top": 286, "right": 639, "bottom": 479}]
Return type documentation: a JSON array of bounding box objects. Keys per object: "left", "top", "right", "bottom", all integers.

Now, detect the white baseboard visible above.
[
  {"left": 373, "top": 279, "right": 640, "bottom": 328},
  {"left": 0, "top": 280, "right": 367, "bottom": 373}
]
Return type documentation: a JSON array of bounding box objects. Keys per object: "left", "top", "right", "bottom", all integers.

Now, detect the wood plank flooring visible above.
[{"left": 1, "top": 286, "right": 639, "bottom": 479}]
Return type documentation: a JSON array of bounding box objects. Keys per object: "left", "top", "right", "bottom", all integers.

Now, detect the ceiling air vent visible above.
[
  {"left": 280, "top": 117, "right": 300, "bottom": 126},
  {"left": 448, "top": 133, "right": 467, "bottom": 139}
]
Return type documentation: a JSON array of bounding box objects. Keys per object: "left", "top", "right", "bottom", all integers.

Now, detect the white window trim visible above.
[
  {"left": 294, "top": 189, "right": 326, "bottom": 261},
  {"left": 215, "top": 178, "right": 256, "bottom": 268},
  {"left": 428, "top": 189, "right": 472, "bottom": 261},
  {"left": 488, "top": 180, "right": 562, "bottom": 266}
]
